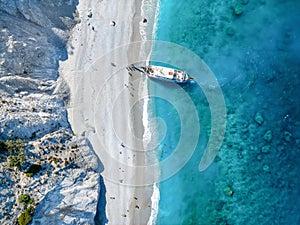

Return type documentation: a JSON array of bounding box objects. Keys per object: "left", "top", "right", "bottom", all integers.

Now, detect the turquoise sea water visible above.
[{"left": 150, "top": 0, "right": 300, "bottom": 224}]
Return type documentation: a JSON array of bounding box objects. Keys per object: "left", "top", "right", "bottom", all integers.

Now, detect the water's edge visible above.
[{"left": 140, "top": 0, "right": 161, "bottom": 224}]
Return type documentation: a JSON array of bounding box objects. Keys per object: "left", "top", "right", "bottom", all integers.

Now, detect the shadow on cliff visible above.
[
  {"left": 83, "top": 137, "right": 108, "bottom": 224},
  {"left": 94, "top": 176, "right": 109, "bottom": 225}
]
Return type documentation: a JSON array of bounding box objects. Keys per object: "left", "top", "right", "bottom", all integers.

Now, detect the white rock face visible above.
[
  {"left": 0, "top": 91, "right": 69, "bottom": 140},
  {"left": 0, "top": 1, "right": 103, "bottom": 224},
  {"left": 32, "top": 170, "right": 100, "bottom": 225}
]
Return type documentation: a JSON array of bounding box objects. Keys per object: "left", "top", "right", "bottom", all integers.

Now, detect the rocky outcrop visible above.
[
  {"left": 32, "top": 171, "right": 100, "bottom": 225},
  {"left": 0, "top": 1, "right": 103, "bottom": 224}
]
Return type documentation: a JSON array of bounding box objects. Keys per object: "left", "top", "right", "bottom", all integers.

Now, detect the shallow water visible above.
[{"left": 149, "top": 0, "right": 300, "bottom": 224}]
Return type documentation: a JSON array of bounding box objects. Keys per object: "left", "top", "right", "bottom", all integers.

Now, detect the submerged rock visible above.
[
  {"left": 254, "top": 112, "right": 264, "bottom": 125},
  {"left": 232, "top": 5, "right": 244, "bottom": 16},
  {"left": 263, "top": 130, "right": 272, "bottom": 143},
  {"left": 261, "top": 145, "right": 270, "bottom": 154},
  {"left": 256, "top": 154, "right": 262, "bottom": 161},
  {"left": 240, "top": 0, "right": 249, "bottom": 5},
  {"left": 283, "top": 131, "right": 292, "bottom": 142},
  {"left": 226, "top": 27, "right": 235, "bottom": 36},
  {"left": 263, "top": 164, "right": 270, "bottom": 172},
  {"left": 224, "top": 186, "right": 234, "bottom": 197}
]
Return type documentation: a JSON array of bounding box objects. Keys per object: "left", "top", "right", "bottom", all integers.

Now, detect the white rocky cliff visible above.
[{"left": 0, "top": 1, "right": 103, "bottom": 224}]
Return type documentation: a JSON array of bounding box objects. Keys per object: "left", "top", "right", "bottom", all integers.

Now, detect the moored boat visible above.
[{"left": 131, "top": 65, "right": 193, "bottom": 83}]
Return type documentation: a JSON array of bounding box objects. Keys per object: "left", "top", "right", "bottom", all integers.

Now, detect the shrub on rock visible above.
[
  {"left": 19, "top": 194, "right": 34, "bottom": 206},
  {"left": 5, "top": 139, "right": 24, "bottom": 154},
  {"left": 17, "top": 206, "right": 34, "bottom": 225},
  {"left": 8, "top": 151, "right": 25, "bottom": 168}
]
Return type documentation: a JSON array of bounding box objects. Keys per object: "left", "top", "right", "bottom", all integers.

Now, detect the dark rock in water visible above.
[
  {"left": 240, "top": 0, "right": 249, "bottom": 5},
  {"left": 226, "top": 27, "right": 235, "bottom": 36},
  {"left": 237, "top": 152, "right": 244, "bottom": 159},
  {"left": 256, "top": 154, "right": 262, "bottom": 161},
  {"left": 263, "top": 130, "right": 272, "bottom": 143},
  {"left": 261, "top": 145, "right": 270, "bottom": 154},
  {"left": 215, "top": 200, "right": 226, "bottom": 211},
  {"left": 283, "top": 131, "right": 292, "bottom": 142},
  {"left": 254, "top": 112, "right": 264, "bottom": 125},
  {"left": 232, "top": 5, "right": 244, "bottom": 16},
  {"left": 259, "top": 0, "right": 266, "bottom": 5},
  {"left": 193, "top": 7, "right": 201, "bottom": 15},
  {"left": 214, "top": 155, "right": 222, "bottom": 162},
  {"left": 263, "top": 164, "right": 270, "bottom": 172},
  {"left": 224, "top": 186, "right": 234, "bottom": 197}
]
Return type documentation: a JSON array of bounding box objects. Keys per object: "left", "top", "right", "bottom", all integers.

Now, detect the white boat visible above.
[{"left": 131, "top": 65, "right": 193, "bottom": 83}]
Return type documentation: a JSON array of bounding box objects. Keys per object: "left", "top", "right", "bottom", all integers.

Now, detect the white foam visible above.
[
  {"left": 147, "top": 182, "right": 160, "bottom": 225},
  {"left": 140, "top": 0, "right": 160, "bottom": 41},
  {"left": 140, "top": 1, "right": 161, "bottom": 224}
]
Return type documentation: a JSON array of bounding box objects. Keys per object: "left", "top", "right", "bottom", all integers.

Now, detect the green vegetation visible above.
[
  {"left": 8, "top": 151, "right": 25, "bottom": 168},
  {"left": 17, "top": 206, "right": 35, "bottom": 225},
  {"left": 224, "top": 186, "right": 234, "bottom": 196},
  {"left": 26, "top": 164, "right": 42, "bottom": 177},
  {"left": 19, "top": 194, "right": 34, "bottom": 206},
  {"left": 4, "top": 139, "right": 24, "bottom": 153},
  {"left": 0, "top": 139, "right": 26, "bottom": 168}
]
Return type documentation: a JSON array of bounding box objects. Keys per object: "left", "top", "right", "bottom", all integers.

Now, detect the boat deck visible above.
[{"left": 146, "top": 66, "right": 187, "bottom": 82}]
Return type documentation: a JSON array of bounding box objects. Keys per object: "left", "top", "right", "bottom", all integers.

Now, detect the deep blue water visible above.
[{"left": 150, "top": 0, "right": 300, "bottom": 224}]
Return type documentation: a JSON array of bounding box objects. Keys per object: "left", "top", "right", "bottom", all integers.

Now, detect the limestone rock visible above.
[
  {"left": 32, "top": 170, "right": 100, "bottom": 225},
  {"left": 0, "top": 1, "right": 102, "bottom": 224}
]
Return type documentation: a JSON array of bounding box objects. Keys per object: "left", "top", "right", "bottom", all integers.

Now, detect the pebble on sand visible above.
[{"left": 110, "top": 21, "right": 116, "bottom": 26}]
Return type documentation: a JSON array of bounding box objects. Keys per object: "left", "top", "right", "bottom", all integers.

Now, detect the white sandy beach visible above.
[{"left": 60, "top": 0, "right": 158, "bottom": 224}]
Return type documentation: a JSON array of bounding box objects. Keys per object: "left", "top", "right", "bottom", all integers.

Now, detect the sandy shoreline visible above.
[{"left": 60, "top": 0, "right": 158, "bottom": 224}]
